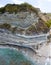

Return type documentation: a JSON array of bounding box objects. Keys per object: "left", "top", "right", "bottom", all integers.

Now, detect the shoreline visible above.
[{"left": 0, "top": 42, "right": 50, "bottom": 65}]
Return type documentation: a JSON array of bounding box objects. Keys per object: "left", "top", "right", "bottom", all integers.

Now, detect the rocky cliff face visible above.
[
  {"left": 0, "top": 3, "right": 50, "bottom": 35},
  {"left": 0, "top": 12, "right": 49, "bottom": 35},
  {"left": 0, "top": 12, "right": 39, "bottom": 28}
]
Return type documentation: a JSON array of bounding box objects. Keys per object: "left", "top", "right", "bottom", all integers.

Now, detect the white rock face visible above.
[{"left": 0, "top": 12, "right": 39, "bottom": 28}]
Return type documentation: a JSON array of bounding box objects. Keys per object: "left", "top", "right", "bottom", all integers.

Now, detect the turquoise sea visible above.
[{"left": 0, "top": 48, "right": 38, "bottom": 65}]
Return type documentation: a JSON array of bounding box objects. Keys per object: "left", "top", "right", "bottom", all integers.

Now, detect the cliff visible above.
[{"left": 0, "top": 3, "right": 51, "bottom": 35}]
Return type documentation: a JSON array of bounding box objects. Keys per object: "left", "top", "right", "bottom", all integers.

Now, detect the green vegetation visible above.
[
  {"left": 47, "top": 13, "right": 51, "bottom": 16},
  {"left": 27, "top": 25, "right": 36, "bottom": 32},
  {"left": 26, "top": 20, "right": 50, "bottom": 34},
  {"left": 0, "top": 23, "right": 24, "bottom": 34},
  {"left": 0, "top": 20, "right": 51, "bottom": 34},
  {"left": 0, "top": 23, "right": 11, "bottom": 30},
  {"left": 0, "top": 7, "right": 5, "bottom": 13},
  {"left": 26, "top": 25, "right": 38, "bottom": 34},
  {"left": 0, "top": 3, "right": 39, "bottom": 14},
  {"left": 0, "top": 23, "right": 17, "bottom": 33},
  {"left": 45, "top": 20, "right": 51, "bottom": 28}
]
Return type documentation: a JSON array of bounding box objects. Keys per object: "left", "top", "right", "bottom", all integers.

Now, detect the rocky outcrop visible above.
[
  {"left": 0, "top": 12, "right": 39, "bottom": 28},
  {"left": 0, "top": 3, "right": 50, "bottom": 35}
]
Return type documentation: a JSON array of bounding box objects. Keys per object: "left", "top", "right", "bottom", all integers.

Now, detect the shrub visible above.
[
  {"left": 0, "top": 3, "right": 39, "bottom": 14},
  {"left": 0, "top": 23, "right": 11, "bottom": 30},
  {"left": 45, "top": 20, "right": 51, "bottom": 28}
]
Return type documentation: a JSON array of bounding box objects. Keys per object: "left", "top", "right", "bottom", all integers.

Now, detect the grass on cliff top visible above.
[
  {"left": 45, "top": 20, "right": 51, "bottom": 28},
  {"left": 0, "top": 2, "right": 39, "bottom": 14}
]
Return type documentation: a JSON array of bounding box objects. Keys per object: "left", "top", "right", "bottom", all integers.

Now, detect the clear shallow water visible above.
[{"left": 0, "top": 48, "right": 38, "bottom": 65}]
